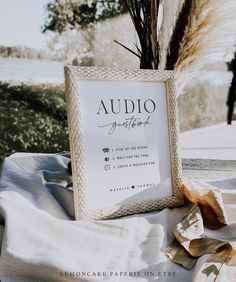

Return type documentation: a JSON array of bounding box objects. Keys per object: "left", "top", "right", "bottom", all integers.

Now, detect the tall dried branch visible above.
[
  {"left": 166, "top": 0, "right": 192, "bottom": 70},
  {"left": 123, "top": 0, "right": 160, "bottom": 69},
  {"left": 114, "top": 40, "right": 141, "bottom": 58},
  {"left": 158, "top": 0, "right": 185, "bottom": 69},
  {"left": 151, "top": 0, "right": 160, "bottom": 69}
]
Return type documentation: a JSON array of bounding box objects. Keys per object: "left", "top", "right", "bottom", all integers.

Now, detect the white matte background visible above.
[{"left": 78, "top": 80, "right": 172, "bottom": 210}]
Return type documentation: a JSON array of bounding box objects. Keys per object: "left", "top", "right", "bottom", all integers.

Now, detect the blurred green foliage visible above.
[
  {"left": 43, "top": 0, "right": 128, "bottom": 33},
  {"left": 0, "top": 82, "right": 69, "bottom": 163}
]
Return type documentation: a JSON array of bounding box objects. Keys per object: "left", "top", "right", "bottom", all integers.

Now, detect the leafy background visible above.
[{"left": 0, "top": 82, "right": 69, "bottom": 163}]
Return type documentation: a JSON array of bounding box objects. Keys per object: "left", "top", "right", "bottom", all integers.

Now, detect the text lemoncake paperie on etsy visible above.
[{"left": 65, "top": 67, "right": 183, "bottom": 220}]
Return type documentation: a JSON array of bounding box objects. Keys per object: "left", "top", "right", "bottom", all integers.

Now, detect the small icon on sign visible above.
[
  {"left": 131, "top": 185, "right": 135, "bottom": 189},
  {"left": 102, "top": 148, "right": 110, "bottom": 153},
  {"left": 104, "top": 157, "right": 110, "bottom": 162},
  {"left": 104, "top": 165, "right": 111, "bottom": 171}
]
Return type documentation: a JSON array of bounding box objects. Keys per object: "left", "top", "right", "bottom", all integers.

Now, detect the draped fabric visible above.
[{"left": 0, "top": 153, "right": 235, "bottom": 281}]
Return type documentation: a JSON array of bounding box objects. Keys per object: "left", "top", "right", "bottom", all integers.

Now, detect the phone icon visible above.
[{"left": 103, "top": 148, "right": 110, "bottom": 153}]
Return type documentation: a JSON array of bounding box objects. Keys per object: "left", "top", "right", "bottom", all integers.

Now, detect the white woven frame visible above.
[{"left": 65, "top": 66, "right": 183, "bottom": 220}]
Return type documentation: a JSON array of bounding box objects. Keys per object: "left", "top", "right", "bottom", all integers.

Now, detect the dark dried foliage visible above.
[{"left": 166, "top": 0, "right": 192, "bottom": 70}]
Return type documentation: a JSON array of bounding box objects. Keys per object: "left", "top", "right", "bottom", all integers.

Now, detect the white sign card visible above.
[{"left": 65, "top": 67, "right": 183, "bottom": 220}]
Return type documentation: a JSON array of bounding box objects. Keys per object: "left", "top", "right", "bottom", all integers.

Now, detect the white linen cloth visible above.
[{"left": 0, "top": 153, "right": 235, "bottom": 282}]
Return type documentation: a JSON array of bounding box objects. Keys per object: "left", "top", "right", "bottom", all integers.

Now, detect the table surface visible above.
[
  {"left": 180, "top": 122, "right": 236, "bottom": 161},
  {"left": 182, "top": 158, "right": 236, "bottom": 180}
]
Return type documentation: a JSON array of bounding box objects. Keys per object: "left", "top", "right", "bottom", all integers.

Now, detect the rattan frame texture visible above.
[{"left": 65, "top": 66, "right": 183, "bottom": 220}]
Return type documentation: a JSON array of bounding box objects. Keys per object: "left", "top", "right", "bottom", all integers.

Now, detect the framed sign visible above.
[{"left": 65, "top": 66, "right": 183, "bottom": 220}]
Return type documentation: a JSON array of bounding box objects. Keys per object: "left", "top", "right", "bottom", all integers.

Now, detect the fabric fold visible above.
[
  {"left": 181, "top": 179, "right": 228, "bottom": 229},
  {"left": 165, "top": 180, "right": 235, "bottom": 273}
]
